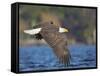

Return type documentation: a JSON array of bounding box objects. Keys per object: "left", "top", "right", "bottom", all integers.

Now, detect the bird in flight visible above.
[{"left": 24, "top": 12, "right": 71, "bottom": 66}]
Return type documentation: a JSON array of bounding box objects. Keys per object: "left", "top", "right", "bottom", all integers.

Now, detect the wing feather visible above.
[{"left": 40, "top": 28, "right": 70, "bottom": 65}]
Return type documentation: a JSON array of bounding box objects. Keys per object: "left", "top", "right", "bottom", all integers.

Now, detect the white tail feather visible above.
[{"left": 24, "top": 28, "right": 42, "bottom": 35}]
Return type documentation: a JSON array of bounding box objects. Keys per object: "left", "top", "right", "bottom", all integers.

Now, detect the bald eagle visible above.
[
  {"left": 24, "top": 12, "right": 71, "bottom": 66},
  {"left": 24, "top": 21, "right": 71, "bottom": 66}
]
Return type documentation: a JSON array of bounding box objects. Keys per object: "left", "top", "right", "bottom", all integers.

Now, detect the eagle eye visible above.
[{"left": 50, "top": 21, "right": 53, "bottom": 24}]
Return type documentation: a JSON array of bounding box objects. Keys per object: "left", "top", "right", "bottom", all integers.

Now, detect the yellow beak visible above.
[
  {"left": 63, "top": 28, "right": 69, "bottom": 32},
  {"left": 59, "top": 27, "right": 69, "bottom": 33}
]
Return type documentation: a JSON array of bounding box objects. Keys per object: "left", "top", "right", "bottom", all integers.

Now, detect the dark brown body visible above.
[{"left": 40, "top": 22, "right": 70, "bottom": 65}]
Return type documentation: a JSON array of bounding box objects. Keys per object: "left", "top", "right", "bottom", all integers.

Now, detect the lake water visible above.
[{"left": 19, "top": 44, "right": 96, "bottom": 71}]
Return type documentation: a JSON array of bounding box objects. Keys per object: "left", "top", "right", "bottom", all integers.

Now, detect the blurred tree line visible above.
[{"left": 19, "top": 5, "right": 96, "bottom": 45}]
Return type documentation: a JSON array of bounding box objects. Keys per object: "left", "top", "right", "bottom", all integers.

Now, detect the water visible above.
[{"left": 19, "top": 44, "right": 96, "bottom": 71}]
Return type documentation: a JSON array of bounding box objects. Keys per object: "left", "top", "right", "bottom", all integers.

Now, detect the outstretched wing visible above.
[
  {"left": 53, "top": 43, "right": 71, "bottom": 65},
  {"left": 40, "top": 29, "right": 71, "bottom": 65}
]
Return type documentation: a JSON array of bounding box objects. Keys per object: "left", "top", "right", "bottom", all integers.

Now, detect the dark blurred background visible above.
[{"left": 19, "top": 5, "right": 96, "bottom": 46}]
